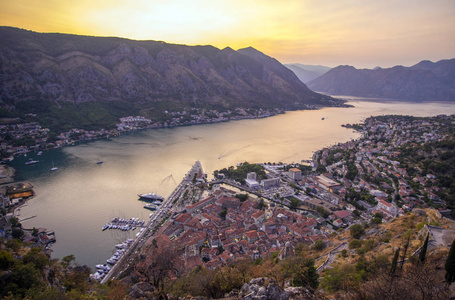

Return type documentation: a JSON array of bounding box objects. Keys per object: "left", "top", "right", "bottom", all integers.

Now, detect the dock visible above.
[{"left": 100, "top": 161, "right": 204, "bottom": 284}]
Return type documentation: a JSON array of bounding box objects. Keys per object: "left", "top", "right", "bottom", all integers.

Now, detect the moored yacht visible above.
[{"left": 138, "top": 192, "right": 164, "bottom": 201}]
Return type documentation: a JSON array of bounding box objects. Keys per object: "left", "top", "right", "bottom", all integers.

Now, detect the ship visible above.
[
  {"left": 138, "top": 192, "right": 164, "bottom": 201},
  {"left": 144, "top": 204, "right": 157, "bottom": 211}
]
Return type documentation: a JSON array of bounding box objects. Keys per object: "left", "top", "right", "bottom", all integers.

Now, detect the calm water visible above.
[{"left": 11, "top": 99, "right": 455, "bottom": 269}]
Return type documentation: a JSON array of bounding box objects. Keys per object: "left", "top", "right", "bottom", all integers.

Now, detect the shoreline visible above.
[{"left": 3, "top": 102, "right": 351, "bottom": 161}]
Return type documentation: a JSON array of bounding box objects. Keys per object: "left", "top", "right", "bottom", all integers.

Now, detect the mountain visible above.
[
  {"left": 285, "top": 63, "right": 331, "bottom": 83},
  {"left": 307, "top": 59, "right": 455, "bottom": 101},
  {"left": 0, "top": 27, "right": 342, "bottom": 131}
]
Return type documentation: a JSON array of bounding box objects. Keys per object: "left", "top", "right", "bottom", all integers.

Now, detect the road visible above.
[{"left": 316, "top": 242, "right": 348, "bottom": 273}]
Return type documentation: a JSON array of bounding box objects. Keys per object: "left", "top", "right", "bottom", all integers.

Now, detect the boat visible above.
[
  {"left": 144, "top": 204, "right": 157, "bottom": 211},
  {"left": 152, "top": 200, "right": 162, "bottom": 205},
  {"left": 25, "top": 159, "right": 39, "bottom": 165},
  {"left": 138, "top": 192, "right": 164, "bottom": 201},
  {"left": 50, "top": 161, "right": 58, "bottom": 171},
  {"left": 37, "top": 151, "right": 43, "bottom": 156},
  {"left": 96, "top": 264, "right": 110, "bottom": 271}
]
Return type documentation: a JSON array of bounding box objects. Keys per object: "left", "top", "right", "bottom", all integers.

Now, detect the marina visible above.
[
  {"left": 90, "top": 238, "right": 134, "bottom": 281},
  {"left": 101, "top": 217, "right": 145, "bottom": 231}
]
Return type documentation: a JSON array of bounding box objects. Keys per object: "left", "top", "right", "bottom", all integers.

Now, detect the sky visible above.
[{"left": 1, "top": 0, "right": 454, "bottom": 68}]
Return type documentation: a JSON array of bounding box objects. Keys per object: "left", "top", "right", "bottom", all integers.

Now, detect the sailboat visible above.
[{"left": 50, "top": 161, "right": 58, "bottom": 171}]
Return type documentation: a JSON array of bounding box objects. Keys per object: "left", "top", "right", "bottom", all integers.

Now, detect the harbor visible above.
[
  {"left": 101, "top": 217, "right": 145, "bottom": 231},
  {"left": 10, "top": 99, "right": 455, "bottom": 270},
  {"left": 99, "top": 161, "right": 205, "bottom": 283}
]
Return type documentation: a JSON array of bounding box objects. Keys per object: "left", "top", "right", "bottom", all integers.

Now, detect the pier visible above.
[{"left": 100, "top": 161, "right": 204, "bottom": 284}]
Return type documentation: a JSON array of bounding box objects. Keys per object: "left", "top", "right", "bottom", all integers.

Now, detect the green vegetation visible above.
[
  {"left": 169, "top": 246, "right": 319, "bottom": 297},
  {"left": 216, "top": 162, "right": 266, "bottom": 184},
  {"left": 350, "top": 224, "right": 365, "bottom": 239},
  {"left": 234, "top": 193, "right": 249, "bottom": 202},
  {"left": 15, "top": 99, "right": 139, "bottom": 133},
  {"left": 289, "top": 197, "right": 300, "bottom": 209},
  {"left": 0, "top": 239, "right": 104, "bottom": 299},
  {"left": 313, "top": 239, "right": 325, "bottom": 251}
]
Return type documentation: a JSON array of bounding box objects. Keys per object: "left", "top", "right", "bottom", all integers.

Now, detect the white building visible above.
[
  {"left": 247, "top": 172, "right": 257, "bottom": 180},
  {"left": 261, "top": 177, "right": 280, "bottom": 189}
]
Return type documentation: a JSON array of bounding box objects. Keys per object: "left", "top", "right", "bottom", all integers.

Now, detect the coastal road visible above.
[{"left": 100, "top": 162, "right": 203, "bottom": 284}]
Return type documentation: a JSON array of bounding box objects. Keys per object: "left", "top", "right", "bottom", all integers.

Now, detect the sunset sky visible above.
[{"left": 1, "top": 0, "right": 454, "bottom": 68}]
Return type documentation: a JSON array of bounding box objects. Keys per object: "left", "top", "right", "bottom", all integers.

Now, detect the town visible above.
[
  {"left": 0, "top": 107, "right": 291, "bottom": 160},
  {"left": 2, "top": 113, "right": 455, "bottom": 293},
  {"left": 116, "top": 114, "right": 455, "bottom": 280}
]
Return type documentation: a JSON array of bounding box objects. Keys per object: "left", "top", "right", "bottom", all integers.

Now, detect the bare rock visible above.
[{"left": 129, "top": 282, "right": 155, "bottom": 298}]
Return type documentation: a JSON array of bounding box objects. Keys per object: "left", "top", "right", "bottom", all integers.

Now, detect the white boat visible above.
[
  {"left": 50, "top": 161, "right": 58, "bottom": 171},
  {"left": 144, "top": 204, "right": 157, "bottom": 211},
  {"left": 37, "top": 151, "right": 43, "bottom": 156},
  {"left": 115, "top": 243, "right": 127, "bottom": 249},
  {"left": 96, "top": 264, "right": 110, "bottom": 271},
  {"left": 25, "top": 159, "right": 39, "bottom": 165},
  {"left": 138, "top": 192, "right": 164, "bottom": 201}
]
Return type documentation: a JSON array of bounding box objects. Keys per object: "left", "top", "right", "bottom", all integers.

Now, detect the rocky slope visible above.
[
  {"left": 307, "top": 59, "right": 455, "bottom": 101},
  {"left": 0, "top": 27, "right": 340, "bottom": 118}
]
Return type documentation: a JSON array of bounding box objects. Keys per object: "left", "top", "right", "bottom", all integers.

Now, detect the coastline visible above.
[{"left": 2, "top": 100, "right": 352, "bottom": 162}]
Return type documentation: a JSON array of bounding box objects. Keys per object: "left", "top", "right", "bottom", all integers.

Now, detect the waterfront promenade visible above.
[{"left": 100, "top": 161, "right": 204, "bottom": 284}]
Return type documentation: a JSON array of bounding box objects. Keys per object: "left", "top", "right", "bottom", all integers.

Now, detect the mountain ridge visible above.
[
  {"left": 307, "top": 59, "right": 455, "bottom": 101},
  {"left": 0, "top": 27, "right": 343, "bottom": 132}
]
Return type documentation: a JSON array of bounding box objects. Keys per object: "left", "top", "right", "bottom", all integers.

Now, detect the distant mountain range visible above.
[
  {"left": 307, "top": 59, "right": 455, "bottom": 101},
  {"left": 284, "top": 64, "right": 331, "bottom": 83},
  {"left": 0, "top": 27, "right": 342, "bottom": 131}
]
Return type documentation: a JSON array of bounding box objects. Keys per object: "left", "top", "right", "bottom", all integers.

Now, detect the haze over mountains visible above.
[
  {"left": 307, "top": 59, "right": 455, "bottom": 101},
  {"left": 0, "top": 27, "right": 340, "bottom": 121},
  {"left": 284, "top": 63, "right": 331, "bottom": 83}
]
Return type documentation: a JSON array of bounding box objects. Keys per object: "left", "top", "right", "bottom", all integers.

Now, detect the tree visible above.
[
  {"left": 313, "top": 239, "right": 325, "bottom": 251},
  {"left": 291, "top": 258, "right": 319, "bottom": 291},
  {"left": 445, "top": 238, "right": 455, "bottom": 282},
  {"left": 61, "top": 254, "right": 76, "bottom": 269},
  {"left": 419, "top": 233, "right": 429, "bottom": 263},
  {"left": 401, "top": 230, "right": 412, "bottom": 270},
  {"left": 234, "top": 193, "right": 248, "bottom": 202},
  {"left": 23, "top": 247, "right": 48, "bottom": 271},
  {"left": 350, "top": 224, "right": 365, "bottom": 239},
  {"left": 135, "top": 241, "right": 183, "bottom": 291},
  {"left": 349, "top": 239, "right": 362, "bottom": 249},
  {"left": 257, "top": 198, "right": 267, "bottom": 210},
  {"left": 390, "top": 247, "right": 400, "bottom": 276},
  {"left": 289, "top": 198, "right": 300, "bottom": 209},
  {"left": 219, "top": 209, "right": 227, "bottom": 220},
  {"left": 0, "top": 249, "right": 14, "bottom": 270}
]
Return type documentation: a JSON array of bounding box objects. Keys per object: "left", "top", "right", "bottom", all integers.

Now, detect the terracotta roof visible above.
[
  {"left": 174, "top": 213, "right": 192, "bottom": 224},
  {"left": 252, "top": 210, "right": 265, "bottom": 219},
  {"left": 333, "top": 210, "right": 352, "bottom": 219},
  {"left": 379, "top": 200, "right": 392, "bottom": 207}
]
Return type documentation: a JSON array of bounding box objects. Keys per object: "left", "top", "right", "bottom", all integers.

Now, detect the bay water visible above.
[{"left": 11, "top": 98, "right": 455, "bottom": 269}]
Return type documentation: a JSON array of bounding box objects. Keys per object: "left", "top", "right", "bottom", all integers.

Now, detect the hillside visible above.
[
  {"left": 285, "top": 64, "right": 331, "bottom": 83},
  {"left": 0, "top": 27, "right": 342, "bottom": 132},
  {"left": 307, "top": 59, "right": 455, "bottom": 101}
]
